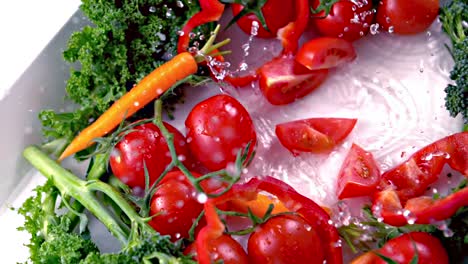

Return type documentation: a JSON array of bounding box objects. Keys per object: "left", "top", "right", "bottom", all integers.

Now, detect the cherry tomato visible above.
[
  {"left": 310, "top": 0, "right": 375, "bottom": 42},
  {"left": 231, "top": 0, "right": 295, "bottom": 38},
  {"left": 376, "top": 0, "right": 440, "bottom": 35},
  {"left": 149, "top": 171, "right": 203, "bottom": 241},
  {"left": 296, "top": 37, "right": 356, "bottom": 70},
  {"left": 184, "top": 234, "right": 248, "bottom": 264},
  {"left": 378, "top": 232, "right": 449, "bottom": 264},
  {"left": 185, "top": 94, "right": 257, "bottom": 171},
  {"left": 337, "top": 143, "right": 380, "bottom": 199},
  {"left": 248, "top": 215, "right": 325, "bottom": 264},
  {"left": 258, "top": 56, "right": 329, "bottom": 105},
  {"left": 275, "top": 118, "right": 357, "bottom": 154},
  {"left": 109, "top": 122, "right": 191, "bottom": 189}
]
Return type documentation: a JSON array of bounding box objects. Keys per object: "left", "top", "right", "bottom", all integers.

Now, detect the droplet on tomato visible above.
[
  {"left": 177, "top": 154, "right": 186, "bottom": 162},
  {"left": 196, "top": 193, "right": 208, "bottom": 204}
]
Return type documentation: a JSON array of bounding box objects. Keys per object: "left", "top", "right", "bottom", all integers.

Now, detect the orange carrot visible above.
[{"left": 58, "top": 52, "right": 198, "bottom": 161}]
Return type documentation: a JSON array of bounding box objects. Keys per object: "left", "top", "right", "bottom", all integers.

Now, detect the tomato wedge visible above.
[
  {"left": 336, "top": 143, "right": 381, "bottom": 199},
  {"left": 275, "top": 118, "right": 357, "bottom": 154},
  {"left": 295, "top": 37, "right": 356, "bottom": 70},
  {"left": 258, "top": 56, "right": 328, "bottom": 105}
]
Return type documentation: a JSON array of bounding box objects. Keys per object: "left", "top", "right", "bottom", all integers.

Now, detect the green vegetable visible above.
[
  {"left": 39, "top": 0, "right": 211, "bottom": 146},
  {"left": 20, "top": 145, "right": 195, "bottom": 264},
  {"left": 440, "top": 0, "right": 468, "bottom": 131}
]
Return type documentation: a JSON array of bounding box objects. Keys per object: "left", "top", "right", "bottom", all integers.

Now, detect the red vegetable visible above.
[
  {"left": 248, "top": 215, "right": 326, "bottom": 264},
  {"left": 275, "top": 118, "right": 357, "bottom": 154},
  {"left": 258, "top": 56, "right": 329, "bottom": 105},
  {"left": 109, "top": 122, "right": 192, "bottom": 189},
  {"left": 185, "top": 94, "right": 257, "bottom": 171},
  {"left": 351, "top": 232, "right": 449, "bottom": 264},
  {"left": 177, "top": 0, "right": 225, "bottom": 53},
  {"left": 196, "top": 176, "right": 343, "bottom": 264},
  {"left": 296, "top": 37, "right": 357, "bottom": 70},
  {"left": 371, "top": 132, "right": 468, "bottom": 226},
  {"left": 310, "top": 0, "right": 375, "bottom": 42},
  {"left": 337, "top": 143, "right": 380, "bottom": 199},
  {"left": 278, "top": 0, "right": 310, "bottom": 55},
  {"left": 231, "top": 0, "right": 295, "bottom": 38},
  {"left": 149, "top": 171, "right": 204, "bottom": 241},
  {"left": 184, "top": 234, "right": 248, "bottom": 264},
  {"left": 376, "top": 0, "right": 440, "bottom": 35}
]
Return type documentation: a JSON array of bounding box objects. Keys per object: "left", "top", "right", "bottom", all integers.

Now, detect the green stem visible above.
[
  {"left": 87, "top": 153, "right": 109, "bottom": 180},
  {"left": 23, "top": 146, "right": 128, "bottom": 244}
]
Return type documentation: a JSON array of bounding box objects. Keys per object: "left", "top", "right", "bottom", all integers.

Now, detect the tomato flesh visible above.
[
  {"left": 376, "top": 0, "right": 439, "bottom": 35},
  {"left": 231, "top": 0, "right": 295, "bottom": 38},
  {"left": 258, "top": 56, "right": 329, "bottom": 105},
  {"left": 248, "top": 215, "right": 326, "bottom": 264},
  {"left": 109, "top": 122, "right": 191, "bottom": 189},
  {"left": 185, "top": 94, "right": 257, "bottom": 171},
  {"left": 149, "top": 171, "right": 203, "bottom": 241},
  {"left": 185, "top": 234, "right": 248, "bottom": 264},
  {"left": 295, "top": 37, "right": 356, "bottom": 70},
  {"left": 310, "top": 0, "right": 375, "bottom": 42},
  {"left": 275, "top": 118, "right": 357, "bottom": 154},
  {"left": 337, "top": 143, "right": 381, "bottom": 199}
]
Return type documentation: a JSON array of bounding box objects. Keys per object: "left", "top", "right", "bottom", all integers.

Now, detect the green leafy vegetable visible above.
[
  {"left": 39, "top": 0, "right": 211, "bottom": 146},
  {"left": 440, "top": 0, "right": 468, "bottom": 131}
]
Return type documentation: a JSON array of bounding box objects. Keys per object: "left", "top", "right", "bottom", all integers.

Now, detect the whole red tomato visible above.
[
  {"left": 184, "top": 234, "right": 248, "bottom": 264},
  {"left": 231, "top": 0, "right": 295, "bottom": 38},
  {"left": 149, "top": 171, "right": 203, "bottom": 241},
  {"left": 310, "top": 0, "right": 375, "bottom": 41},
  {"left": 248, "top": 215, "right": 326, "bottom": 264},
  {"left": 185, "top": 94, "right": 257, "bottom": 171},
  {"left": 109, "top": 122, "right": 192, "bottom": 189},
  {"left": 376, "top": 0, "right": 439, "bottom": 35}
]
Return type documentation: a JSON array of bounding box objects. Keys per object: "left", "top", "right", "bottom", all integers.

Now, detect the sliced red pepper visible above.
[
  {"left": 380, "top": 132, "right": 467, "bottom": 202},
  {"left": 195, "top": 176, "right": 343, "bottom": 264},
  {"left": 372, "top": 187, "right": 468, "bottom": 226},
  {"left": 277, "top": 0, "right": 310, "bottom": 55},
  {"left": 177, "top": 0, "right": 225, "bottom": 53}
]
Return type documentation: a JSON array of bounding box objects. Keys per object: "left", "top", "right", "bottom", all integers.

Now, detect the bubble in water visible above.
[
  {"left": 149, "top": 6, "right": 156, "bottom": 13},
  {"left": 251, "top": 20, "right": 259, "bottom": 36},
  {"left": 197, "top": 193, "right": 208, "bottom": 204},
  {"left": 388, "top": 26, "right": 394, "bottom": 33},
  {"left": 239, "top": 62, "right": 248, "bottom": 71},
  {"left": 166, "top": 8, "right": 173, "bottom": 17},
  {"left": 426, "top": 31, "right": 432, "bottom": 37},
  {"left": 370, "top": 23, "right": 380, "bottom": 35}
]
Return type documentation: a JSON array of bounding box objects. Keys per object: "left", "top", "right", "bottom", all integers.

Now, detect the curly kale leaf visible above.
[{"left": 40, "top": 0, "right": 209, "bottom": 143}]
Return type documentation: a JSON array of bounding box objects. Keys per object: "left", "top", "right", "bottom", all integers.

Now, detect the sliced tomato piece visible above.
[
  {"left": 275, "top": 118, "right": 357, "bottom": 154},
  {"left": 295, "top": 37, "right": 356, "bottom": 70},
  {"left": 337, "top": 143, "right": 381, "bottom": 199},
  {"left": 258, "top": 55, "right": 328, "bottom": 105}
]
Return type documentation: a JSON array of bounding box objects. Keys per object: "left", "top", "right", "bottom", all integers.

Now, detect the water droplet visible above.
[
  {"left": 388, "top": 26, "right": 394, "bottom": 33},
  {"left": 250, "top": 21, "right": 259, "bottom": 36},
  {"left": 175, "top": 200, "right": 184, "bottom": 208},
  {"left": 176, "top": 0, "right": 184, "bottom": 8},
  {"left": 134, "top": 101, "right": 140, "bottom": 107},
  {"left": 197, "top": 193, "right": 208, "bottom": 204},
  {"left": 177, "top": 31, "right": 185, "bottom": 36},
  {"left": 239, "top": 62, "right": 248, "bottom": 71},
  {"left": 370, "top": 23, "right": 380, "bottom": 35},
  {"left": 177, "top": 155, "right": 186, "bottom": 162},
  {"left": 426, "top": 31, "right": 432, "bottom": 37},
  {"left": 149, "top": 6, "right": 156, "bottom": 13},
  {"left": 189, "top": 32, "right": 197, "bottom": 39}
]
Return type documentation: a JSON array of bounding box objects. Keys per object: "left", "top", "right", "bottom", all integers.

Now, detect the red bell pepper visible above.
[
  {"left": 278, "top": 0, "right": 310, "bottom": 55},
  {"left": 195, "top": 176, "right": 343, "bottom": 264},
  {"left": 177, "top": 0, "right": 225, "bottom": 53},
  {"left": 373, "top": 187, "right": 468, "bottom": 226},
  {"left": 371, "top": 132, "right": 468, "bottom": 226}
]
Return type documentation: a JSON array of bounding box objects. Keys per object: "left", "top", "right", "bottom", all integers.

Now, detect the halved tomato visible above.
[
  {"left": 258, "top": 55, "right": 328, "bottom": 105},
  {"left": 275, "top": 118, "right": 357, "bottom": 155},
  {"left": 295, "top": 37, "right": 356, "bottom": 70},
  {"left": 336, "top": 143, "right": 381, "bottom": 199}
]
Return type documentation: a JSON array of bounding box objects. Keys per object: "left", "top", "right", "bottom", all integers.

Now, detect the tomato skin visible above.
[
  {"left": 376, "top": 0, "right": 439, "bottom": 35},
  {"left": 310, "top": 0, "right": 375, "bottom": 42},
  {"left": 109, "top": 122, "right": 191, "bottom": 189},
  {"left": 149, "top": 171, "right": 203, "bottom": 241},
  {"left": 377, "top": 232, "right": 449, "bottom": 264},
  {"left": 185, "top": 94, "right": 257, "bottom": 171},
  {"left": 296, "top": 37, "right": 356, "bottom": 70},
  {"left": 258, "top": 56, "right": 329, "bottom": 105},
  {"left": 248, "top": 215, "right": 325, "bottom": 264},
  {"left": 231, "top": 0, "right": 295, "bottom": 38},
  {"left": 275, "top": 118, "right": 357, "bottom": 154},
  {"left": 184, "top": 234, "right": 248, "bottom": 264},
  {"left": 337, "top": 143, "right": 380, "bottom": 199}
]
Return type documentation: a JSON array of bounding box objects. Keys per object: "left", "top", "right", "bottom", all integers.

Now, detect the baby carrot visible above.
[{"left": 58, "top": 52, "right": 198, "bottom": 161}]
